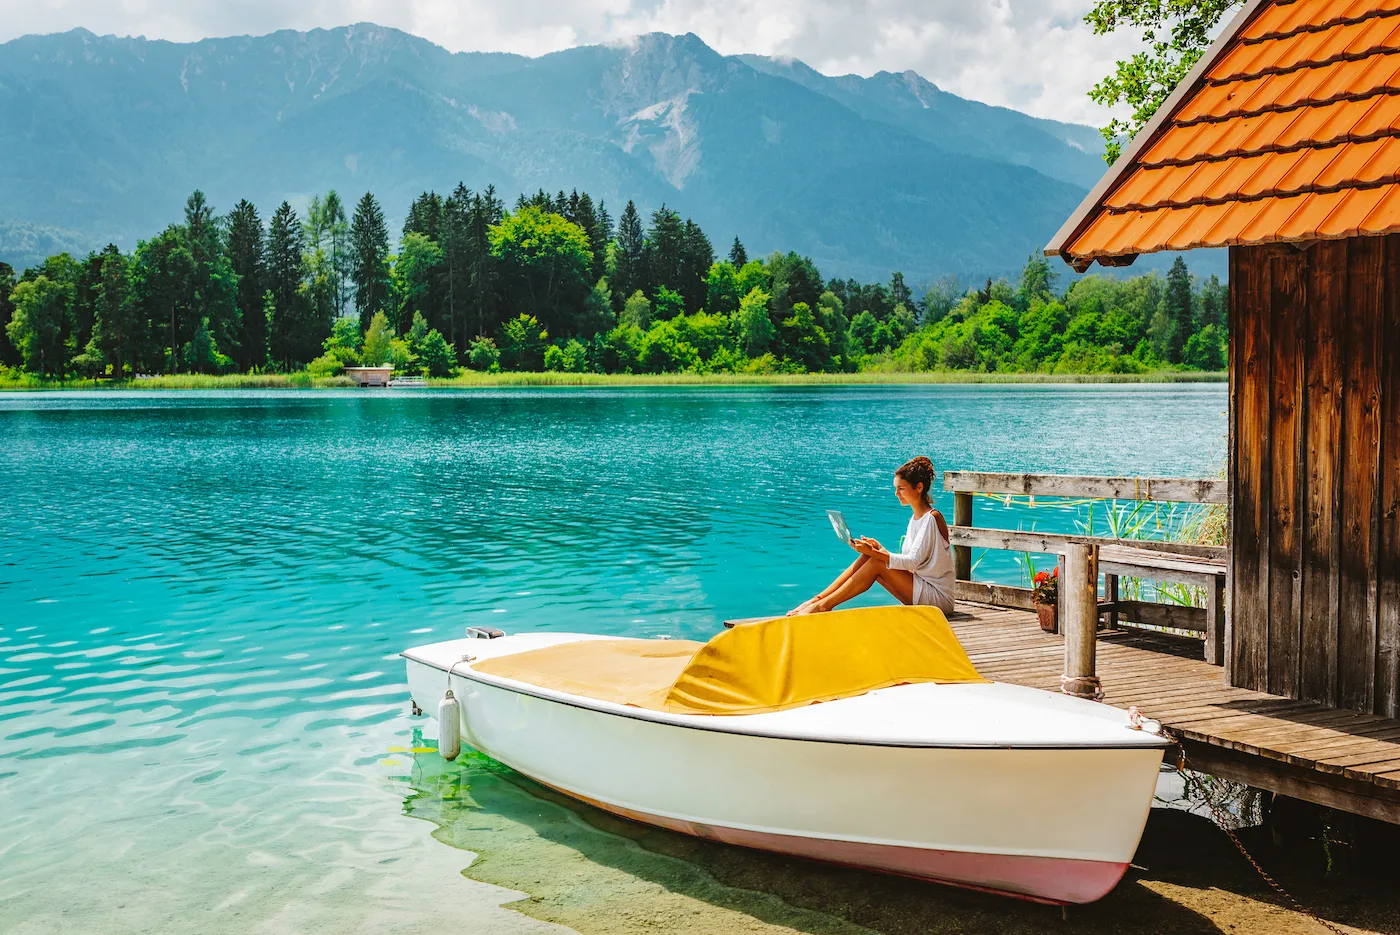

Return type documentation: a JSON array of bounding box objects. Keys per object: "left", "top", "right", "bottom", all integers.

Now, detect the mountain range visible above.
[{"left": 0, "top": 24, "right": 1116, "bottom": 283}]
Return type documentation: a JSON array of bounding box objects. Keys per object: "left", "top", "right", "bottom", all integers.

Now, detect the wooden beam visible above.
[
  {"left": 1062, "top": 543, "right": 1099, "bottom": 698},
  {"left": 1180, "top": 739, "right": 1400, "bottom": 825},
  {"left": 1116, "top": 599, "right": 1208, "bottom": 634},
  {"left": 949, "top": 526, "right": 1227, "bottom": 562},
  {"left": 942, "top": 471, "right": 1228, "bottom": 505},
  {"left": 953, "top": 492, "right": 973, "bottom": 581},
  {"left": 953, "top": 580, "right": 1036, "bottom": 611}
]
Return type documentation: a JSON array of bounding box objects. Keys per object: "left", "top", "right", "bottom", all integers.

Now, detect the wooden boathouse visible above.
[{"left": 944, "top": 0, "right": 1400, "bottom": 824}]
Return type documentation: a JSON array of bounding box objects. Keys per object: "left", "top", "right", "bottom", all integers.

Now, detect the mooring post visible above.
[
  {"left": 1061, "top": 543, "right": 1101, "bottom": 700},
  {"left": 953, "top": 491, "right": 973, "bottom": 580}
]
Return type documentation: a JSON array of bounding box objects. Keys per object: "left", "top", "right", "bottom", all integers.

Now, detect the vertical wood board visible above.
[
  {"left": 1301, "top": 239, "right": 1344, "bottom": 706},
  {"left": 1230, "top": 245, "right": 1272, "bottom": 693},
  {"left": 1268, "top": 251, "right": 1304, "bottom": 698},
  {"left": 1339, "top": 236, "right": 1384, "bottom": 712},
  {"left": 1377, "top": 234, "right": 1400, "bottom": 717}
]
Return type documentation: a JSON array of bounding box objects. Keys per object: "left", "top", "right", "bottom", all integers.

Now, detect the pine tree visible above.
[
  {"left": 89, "top": 245, "right": 139, "bottom": 378},
  {"left": 351, "top": 192, "right": 391, "bottom": 333},
  {"left": 679, "top": 219, "right": 714, "bottom": 314},
  {"left": 226, "top": 200, "right": 266, "bottom": 370},
  {"left": 890, "top": 271, "right": 912, "bottom": 309},
  {"left": 1198, "top": 274, "right": 1225, "bottom": 331},
  {"left": 466, "top": 186, "right": 502, "bottom": 339},
  {"left": 322, "top": 191, "right": 350, "bottom": 317},
  {"left": 646, "top": 206, "right": 685, "bottom": 297},
  {"left": 441, "top": 184, "right": 472, "bottom": 353},
  {"left": 612, "top": 201, "right": 645, "bottom": 310},
  {"left": 728, "top": 236, "right": 747, "bottom": 268},
  {"left": 265, "top": 202, "right": 306, "bottom": 371},
  {"left": 1165, "top": 256, "right": 1193, "bottom": 363}
]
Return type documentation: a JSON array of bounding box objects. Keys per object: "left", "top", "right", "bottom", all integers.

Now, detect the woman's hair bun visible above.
[{"left": 896, "top": 456, "right": 936, "bottom": 504}]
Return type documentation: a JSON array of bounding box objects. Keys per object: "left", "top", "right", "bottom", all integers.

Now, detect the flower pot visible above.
[{"left": 1035, "top": 601, "right": 1058, "bottom": 634}]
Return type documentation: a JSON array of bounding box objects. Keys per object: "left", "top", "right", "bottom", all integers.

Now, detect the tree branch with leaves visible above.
[{"left": 1087, "top": 0, "right": 1244, "bottom": 163}]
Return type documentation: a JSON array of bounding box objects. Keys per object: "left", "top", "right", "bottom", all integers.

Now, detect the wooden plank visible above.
[
  {"left": 1098, "top": 560, "right": 1222, "bottom": 588},
  {"left": 1301, "top": 238, "right": 1344, "bottom": 706},
  {"left": 953, "top": 492, "right": 973, "bottom": 581},
  {"left": 953, "top": 580, "right": 1035, "bottom": 611},
  {"left": 1339, "top": 234, "right": 1384, "bottom": 712},
  {"left": 948, "top": 527, "right": 1226, "bottom": 562},
  {"left": 1231, "top": 243, "right": 1272, "bottom": 692},
  {"left": 1378, "top": 232, "right": 1400, "bottom": 718},
  {"left": 1180, "top": 739, "right": 1400, "bottom": 824},
  {"left": 1207, "top": 574, "right": 1226, "bottom": 666},
  {"left": 1268, "top": 249, "right": 1304, "bottom": 699},
  {"left": 1114, "top": 599, "right": 1207, "bottom": 634},
  {"left": 941, "top": 471, "right": 1228, "bottom": 504}
]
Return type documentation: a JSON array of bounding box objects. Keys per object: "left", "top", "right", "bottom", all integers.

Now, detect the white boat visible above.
[{"left": 402, "top": 606, "right": 1167, "bottom": 905}]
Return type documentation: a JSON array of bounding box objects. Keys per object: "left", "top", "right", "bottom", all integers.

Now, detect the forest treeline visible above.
[{"left": 0, "top": 186, "right": 1229, "bottom": 380}]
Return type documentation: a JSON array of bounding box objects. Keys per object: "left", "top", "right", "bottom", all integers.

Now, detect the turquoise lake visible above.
[{"left": 0, "top": 385, "right": 1227, "bottom": 933}]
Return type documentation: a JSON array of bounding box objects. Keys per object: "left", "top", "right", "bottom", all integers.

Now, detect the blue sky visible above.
[{"left": 1, "top": 0, "right": 1143, "bottom": 125}]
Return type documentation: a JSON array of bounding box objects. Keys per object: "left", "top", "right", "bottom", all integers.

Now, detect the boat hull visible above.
[{"left": 406, "top": 657, "right": 1162, "bottom": 904}]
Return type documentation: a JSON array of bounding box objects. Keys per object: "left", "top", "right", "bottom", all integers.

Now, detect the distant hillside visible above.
[
  {"left": 0, "top": 25, "right": 1128, "bottom": 284},
  {"left": 0, "top": 220, "right": 94, "bottom": 271}
]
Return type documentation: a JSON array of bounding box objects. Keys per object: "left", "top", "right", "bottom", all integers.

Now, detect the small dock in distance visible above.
[{"left": 950, "top": 602, "right": 1400, "bottom": 824}]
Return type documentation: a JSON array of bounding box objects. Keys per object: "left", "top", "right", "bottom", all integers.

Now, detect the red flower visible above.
[{"left": 1033, "top": 571, "right": 1049, "bottom": 584}]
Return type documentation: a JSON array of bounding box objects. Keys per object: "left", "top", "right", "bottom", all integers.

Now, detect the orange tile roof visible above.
[{"left": 1048, "top": 0, "right": 1400, "bottom": 269}]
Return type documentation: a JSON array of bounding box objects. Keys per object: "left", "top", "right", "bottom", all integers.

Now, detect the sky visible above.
[{"left": 0, "top": 0, "right": 1143, "bottom": 126}]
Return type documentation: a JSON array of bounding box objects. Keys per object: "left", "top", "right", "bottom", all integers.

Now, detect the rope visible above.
[
  {"left": 1059, "top": 673, "right": 1104, "bottom": 701},
  {"left": 1164, "top": 730, "right": 1350, "bottom": 935}
]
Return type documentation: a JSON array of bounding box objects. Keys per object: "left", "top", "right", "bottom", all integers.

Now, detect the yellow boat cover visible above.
[{"left": 471, "top": 605, "right": 985, "bottom": 716}]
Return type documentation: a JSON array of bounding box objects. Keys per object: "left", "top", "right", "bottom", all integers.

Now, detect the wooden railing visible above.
[{"left": 942, "top": 471, "right": 1230, "bottom": 692}]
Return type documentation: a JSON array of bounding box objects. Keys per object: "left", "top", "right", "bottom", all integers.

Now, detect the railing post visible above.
[
  {"left": 953, "top": 491, "right": 973, "bottom": 580},
  {"left": 1061, "top": 543, "right": 1102, "bottom": 700}
]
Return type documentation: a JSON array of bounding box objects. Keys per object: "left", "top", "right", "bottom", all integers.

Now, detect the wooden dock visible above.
[{"left": 952, "top": 601, "right": 1400, "bottom": 824}]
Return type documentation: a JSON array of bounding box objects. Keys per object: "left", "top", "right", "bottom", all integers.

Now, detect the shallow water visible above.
[{"left": 0, "top": 385, "right": 1228, "bottom": 933}]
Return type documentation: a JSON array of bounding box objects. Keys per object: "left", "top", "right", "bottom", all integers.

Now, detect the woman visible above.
[{"left": 790, "top": 456, "right": 956, "bottom": 616}]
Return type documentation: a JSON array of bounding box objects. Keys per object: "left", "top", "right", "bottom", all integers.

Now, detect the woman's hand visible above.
[{"left": 850, "top": 536, "right": 890, "bottom": 563}]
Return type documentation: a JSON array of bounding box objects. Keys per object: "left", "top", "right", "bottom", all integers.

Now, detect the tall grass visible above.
[
  {"left": 0, "top": 368, "right": 1227, "bottom": 392},
  {"left": 0, "top": 372, "right": 354, "bottom": 390}
]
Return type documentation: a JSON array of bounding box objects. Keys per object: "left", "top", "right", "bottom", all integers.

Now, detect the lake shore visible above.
[{"left": 0, "top": 369, "right": 1227, "bottom": 391}]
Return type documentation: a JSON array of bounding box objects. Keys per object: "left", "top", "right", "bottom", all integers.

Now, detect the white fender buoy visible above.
[{"left": 438, "top": 689, "right": 461, "bottom": 760}]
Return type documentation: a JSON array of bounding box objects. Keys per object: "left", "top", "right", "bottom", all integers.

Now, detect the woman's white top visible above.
[{"left": 887, "top": 510, "right": 956, "bottom": 614}]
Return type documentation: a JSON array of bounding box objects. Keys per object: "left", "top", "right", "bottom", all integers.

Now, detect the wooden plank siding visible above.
[
  {"left": 1379, "top": 234, "right": 1400, "bottom": 718},
  {"left": 1267, "top": 251, "right": 1303, "bottom": 699},
  {"left": 1231, "top": 243, "right": 1271, "bottom": 692},
  {"left": 1229, "top": 235, "right": 1400, "bottom": 716},
  {"left": 1301, "top": 238, "right": 1343, "bottom": 706}
]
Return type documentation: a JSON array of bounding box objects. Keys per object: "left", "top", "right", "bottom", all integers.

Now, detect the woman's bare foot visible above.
[
  {"left": 787, "top": 596, "right": 821, "bottom": 616},
  {"left": 793, "top": 599, "right": 830, "bottom": 615}
]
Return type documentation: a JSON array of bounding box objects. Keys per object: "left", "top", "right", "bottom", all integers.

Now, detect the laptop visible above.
[{"left": 826, "top": 509, "right": 853, "bottom": 544}]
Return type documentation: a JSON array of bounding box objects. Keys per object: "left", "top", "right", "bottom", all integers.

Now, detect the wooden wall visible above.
[{"left": 1229, "top": 234, "right": 1400, "bottom": 715}]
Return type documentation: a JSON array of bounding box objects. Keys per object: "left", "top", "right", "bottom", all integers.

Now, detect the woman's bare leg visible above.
[
  {"left": 798, "top": 563, "right": 916, "bottom": 613},
  {"left": 789, "top": 555, "right": 869, "bottom": 614}
]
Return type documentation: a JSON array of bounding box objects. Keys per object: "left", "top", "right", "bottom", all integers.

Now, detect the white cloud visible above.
[{"left": 0, "top": 0, "right": 1141, "bottom": 125}]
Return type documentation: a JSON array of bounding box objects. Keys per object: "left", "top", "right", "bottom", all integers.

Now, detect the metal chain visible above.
[{"left": 1166, "top": 732, "right": 1350, "bottom": 935}]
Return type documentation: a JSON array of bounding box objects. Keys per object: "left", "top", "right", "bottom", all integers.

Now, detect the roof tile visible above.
[
  {"left": 1278, "top": 188, "right": 1349, "bottom": 237},
  {"left": 1165, "top": 202, "right": 1235, "bottom": 250},
  {"left": 1313, "top": 137, "right": 1387, "bottom": 184},
  {"left": 1316, "top": 185, "right": 1391, "bottom": 235},
  {"left": 1352, "top": 89, "right": 1400, "bottom": 131},
  {"left": 1204, "top": 199, "right": 1272, "bottom": 244},
  {"left": 1237, "top": 195, "right": 1313, "bottom": 241},
  {"left": 1358, "top": 183, "right": 1400, "bottom": 230}
]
